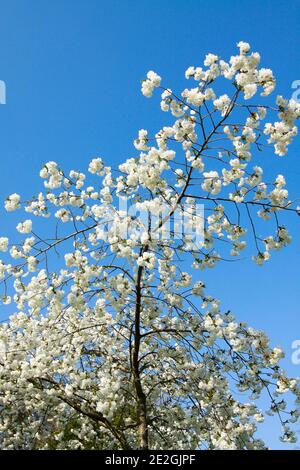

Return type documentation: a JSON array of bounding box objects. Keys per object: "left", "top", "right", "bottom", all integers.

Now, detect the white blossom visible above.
[
  {"left": 5, "top": 193, "right": 20, "bottom": 212},
  {"left": 16, "top": 219, "right": 32, "bottom": 234},
  {"left": 0, "top": 42, "right": 298, "bottom": 451},
  {"left": 0, "top": 237, "right": 9, "bottom": 252}
]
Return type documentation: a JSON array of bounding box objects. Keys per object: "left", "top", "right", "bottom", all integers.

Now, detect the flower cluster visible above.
[
  {"left": 0, "top": 42, "right": 299, "bottom": 450},
  {"left": 141, "top": 70, "right": 161, "bottom": 97}
]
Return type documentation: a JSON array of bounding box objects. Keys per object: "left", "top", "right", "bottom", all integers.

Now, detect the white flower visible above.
[
  {"left": 182, "top": 87, "right": 205, "bottom": 107},
  {"left": 40, "top": 161, "right": 63, "bottom": 189},
  {"left": 192, "top": 281, "right": 205, "bottom": 296},
  {"left": 16, "top": 220, "right": 32, "bottom": 234},
  {"left": 134, "top": 129, "right": 149, "bottom": 150},
  {"left": 2, "top": 296, "right": 11, "bottom": 305},
  {"left": 243, "top": 83, "right": 257, "bottom": 99},
  {"left": 213, "top": 94, "right": 231, "bottom": 115},
  {"left": 140, "top": 232, "right": 149, "bottom": 244},
  {"left": 253, "top": 251, "right": 270, "bottom": 266},
  {"left": 185, "top": 66, "right": 195, "bottom": 79},
  {"left": 0, "top": 237, "right": 9, "bottom": 252},
  {"left": 27, "top": 256, "right": 37, "bottom": 272},
  {"left": 5, "top": 193, "right": 20, "bottom": 212},
  {"left": 258, "top": 68, "right": 275, "bottom": 96},
  {"left": 55, "top": 208, "right": 70, "bottom": 223},
  {"left": 237, "top": 41, "right": 251, "bottom": 54},
  {"left": 202, "top": 171, "right": 222, "bottom": 195},
  {"left": 141, "top": 80, "right": 154, "bottom": 97},
  {"left": 88, "top": 158, "right": 104, "bottom": 176},
  {"left": 141, "top": 71, "right": 161, "bottom": 97},
  {"left": 64, "top": 253, "right": 75, "bottom": 267},
  {"left": 146, "top": 70, "right": 161, "bottom": 87},
  {"left": 204, "top": 53, "right": 218, "bottom": 66}
]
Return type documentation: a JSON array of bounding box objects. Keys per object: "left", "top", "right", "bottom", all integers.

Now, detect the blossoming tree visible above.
[{"left": 0, "top": 41, "right": 300, "bottom": 450}]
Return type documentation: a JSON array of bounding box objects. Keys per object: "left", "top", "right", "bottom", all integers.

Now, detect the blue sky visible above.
[{"left": 0, "top": 0, "right": 300, "bottom": 449}]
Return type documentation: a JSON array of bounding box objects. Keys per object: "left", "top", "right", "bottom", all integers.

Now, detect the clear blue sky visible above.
[{"left": 0, "top": 0, "right": 299, "bottom": 449}]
